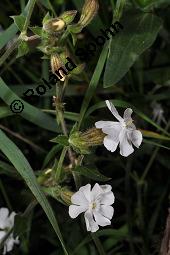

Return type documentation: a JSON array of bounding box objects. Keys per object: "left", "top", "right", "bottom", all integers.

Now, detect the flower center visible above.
[
  {"left": 90, "top": 202, "right": 97, "bottom": 210},
  {"left": 123, "top": 119, "right": 133, "bottom": 128}
]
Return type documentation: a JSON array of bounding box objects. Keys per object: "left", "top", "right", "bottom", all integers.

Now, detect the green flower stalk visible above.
[{"left": 69, "top": 128, "right": 106, "bottom": 154}]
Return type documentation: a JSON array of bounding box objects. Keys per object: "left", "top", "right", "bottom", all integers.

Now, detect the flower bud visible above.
[
  {"left": 43, "top": 18, "right": 65, "bottom": 34},
  {"left": 60, "top": 188, "right": 74, "bottom": 205},
  {"left": 68, "top": 0, "right": 99, "bottom": 34},
  {"left": 69, "top": 128, "right": 106, "bottom": 154},
  {"left": 50, "top": 53, "right": 67, "bottom": 81},
  {"left": 79, "top": 0, "right": 99, "bottom": 28},
  {"left": 59, "top": 10, "right": 77, "bottom": 25}
]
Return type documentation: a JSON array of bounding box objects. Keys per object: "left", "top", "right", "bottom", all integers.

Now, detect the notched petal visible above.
[
  {"left": 93, "top": 211, "right": 111, "bottom": 227},
  {"left": 69, "top": 205, "right": 86, "bottom": 218},
  {"left": 130, "top": 130, "right": 143, "bottom": 148},
  {"left": 105, "top": 100, "right": 123, "bottom": 122},
  {"left": 84, "top": 211, "right": 99, "bottom": 232},
  {"left": 103, "top": 136, "right": 119, "bottom": 152}
]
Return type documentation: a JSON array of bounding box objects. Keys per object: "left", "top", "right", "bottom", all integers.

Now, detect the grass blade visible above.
[{"left": 0, "top": 129, "right": 69, "bottom": 255}]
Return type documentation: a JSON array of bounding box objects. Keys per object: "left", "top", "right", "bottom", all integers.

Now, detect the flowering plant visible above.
[{"left": 0, "top": 0, "right": 169, "bottom": 254}]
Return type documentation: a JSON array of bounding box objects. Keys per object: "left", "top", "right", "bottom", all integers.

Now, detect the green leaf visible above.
[
  {"left": 78, "top": 44, "right": 109, "bottom": 128},
  {"left": 0, "top": 0, "right": 38, "bottom": 50},
  {"left": 0, "top": 107, "right": 13, "bottom": 119},
  {"left": 0, "top": 78, "right": 59, "bottom": 132},
  {"left": 50, "top": 135, "right": 69, "bottom": 146},
  {"left": 29, "top": 26, "right": 42, "bottom": 36},
  {"left": 73, "top": 166, "right": 111, "bottom": 182},
  {"left": 41, "top": 144, "right": 62, "bottom": 169},
  {"left": 141, "top": 130, "right": 170, "bottom": 141},
  {"left": 0, "top": 130, "right": 68, "bottom": 255},
  {"left": 104, "top": 13, "right": 162, "bottom": 87},
  {"left": 17, "top": 41, "right": 29, "bottom": 58},
  {"left": 11, "top": 15, "right": 26, "bottom": 32},
  {"left": 143, "top": 139, "right": 170, "bottom": 150}
]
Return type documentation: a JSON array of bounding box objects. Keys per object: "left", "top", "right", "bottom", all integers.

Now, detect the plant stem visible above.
[
  {"left": 141, "top": 120, "right": 170, "bottom": 181},
  {"left": 22, "top": 0, "right": 37, "bottom": 32},
  {"left": 0, "top": 179, "right": 12, "bottom": 211},
  {"left": 91, "top": 233, "right": 106, "bottom": 255},
  {"left": 55, "top": 147, "right": 68, "bottom": 181}
]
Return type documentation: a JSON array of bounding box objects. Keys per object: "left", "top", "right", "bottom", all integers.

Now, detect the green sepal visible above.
[
  {"left": 50, "top": 135, "right": 69, "bottom": 146},
  {"left": 59, "top": 10, "right": 77, "bottom": 25},
  {"left": 42, "top": 12, "right": 52, "bottom": 25},
  {"left": 16, "top": 40, "right": 29, "bottom": 58}
]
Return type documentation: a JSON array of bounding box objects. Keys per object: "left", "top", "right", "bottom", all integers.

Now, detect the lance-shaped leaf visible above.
[
  {"left": 73, "top": 166, "right": 111, "bottom": 182},
  {"left": 104, "top": 12, "right": 162, "bottom": 87}
]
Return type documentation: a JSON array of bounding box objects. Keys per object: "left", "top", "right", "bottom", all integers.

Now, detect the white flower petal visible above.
[
  {"left": 84, "top": 211, "right": 99, "bottom": 232},
  {"left": 95, "top": 121, "right": 117, "bottom": 129},
  {"left": 5, "top": 235, "right": 16, "bottom": 253},
  {"left": 0, "top": 231, "right": 6, "bottom": 240},
  {"left": 8, "top": 212, "right": 16, "bottom": 228},
  {"left": 93, "top": 211, "right": 111, "bottom": 227},
  {"left": 79, "top": 184, "right": 91, "bottom": 202},
  {"left": 100, "top": 185, "right": 112, "bottom": 193},
  {"left": 103, "top": 136, "right": 119, "bottom": 153},
  {"left": 130, "top": 130, "right": 143, "bottom": 148},
  {"left": 0, "top": 208, "right": 9, "bottom": 229},
  {"left": 69, "top": 205, "right": 87, "bottom": 219},
  {"left": 100, "top": 205, "right": 114, "bottom": 220},
  {"left": 91, "top": 183, "right": 103, "bottom": 200},
  {"left": 119, "top": 130, "right": 134, "bottom": 157},
  {"left": 71, "top": 190, "right": 88, "bottom": 206},
  {"left": 101, "top": 122, "right": 121, "bottom": 141},
  {"left": 100, "top": 191, "right": 115, "bottom": 205},
  {"left": 105, "top": 100, "right": 123, "bottom": 122},
  {"left": 123, "top": 108, "right": 133, "bottom": 121}
]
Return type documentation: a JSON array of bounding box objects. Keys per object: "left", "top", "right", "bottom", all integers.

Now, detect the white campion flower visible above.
[
  {"left": 0, "top": 208, "right": 19, "bottom": 254},
  {"left": 95, "top": 100, "right": 143, "bottom": 157},
  {"left": 69, "top": 183, "right": 114, "bottom": 232},
  {"left": 151, "top": 102, "right": 167, "bottom": 125}
]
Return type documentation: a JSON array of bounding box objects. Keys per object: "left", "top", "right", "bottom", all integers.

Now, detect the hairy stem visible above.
[{"left": 23, "top": 0, "right": 37, "bottom": 32}]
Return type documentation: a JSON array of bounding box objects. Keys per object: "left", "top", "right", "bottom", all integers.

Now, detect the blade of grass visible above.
[
  {"left": 78, "top": 45, "right": 109, "bottom": 129},
  {"left": 0, "top": 78, "right": 59, "bottom": 132},
  {"left": 0, "top": 129, "right": 69, "bottom": 255}
]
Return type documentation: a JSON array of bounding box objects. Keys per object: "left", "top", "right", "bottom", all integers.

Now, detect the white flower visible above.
[
  {"left": 95, "top": 100, "right": 143, "bottom": 157},
  {"left": 69, "top": 183, "right": 115, "bottom": 232},
  {"left": 151, "top": 102, "right": 166, "bottom": 125},
  {"left": 0, "top": 208, "right": 19, "bottom": 254}
]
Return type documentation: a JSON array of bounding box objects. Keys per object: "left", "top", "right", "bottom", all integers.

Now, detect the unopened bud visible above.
[
  {"left": 79, "top": 0, "right": 99, "bottom": 27},
  {"left": 68, "top": 0, "right": 99, "bottom": 34},
  {"left": 60, "top": 188, "right": 74, "bottom": 205},
  {"left": 69, "top": 128, "right": 105, "bottom": 154},
  {"left": 59, "top": 10, "right": 77, "bottom": 25},
  {"left": 43, "top": 18, "right": 65, "bottom": 34},
  {"left": 50, "top": 54, "right": 67, "bottom": 81}
]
